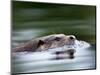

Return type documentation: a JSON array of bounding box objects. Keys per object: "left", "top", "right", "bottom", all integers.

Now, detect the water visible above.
[
  {"left": 12, "top": 1, "right": 96, "bottom": 74},
  {"left": 12, "top": 29, "right": 96, "bottom": 74}
]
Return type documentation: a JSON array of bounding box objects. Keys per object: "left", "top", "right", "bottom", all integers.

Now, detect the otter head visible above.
[{"left": 37, "top": 34, "right": 76, "bottom": 51}]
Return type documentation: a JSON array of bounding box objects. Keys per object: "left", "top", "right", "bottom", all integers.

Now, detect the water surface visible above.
[
  {"left": 12, "top": 1, "right": 96, "bottom": 74},
  {"left": 12, "top": 29, "right": 96, "bottom": 74}
]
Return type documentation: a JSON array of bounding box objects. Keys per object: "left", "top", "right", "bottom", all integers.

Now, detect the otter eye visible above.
[
  {"left": 54, "top": 37, "right": 61, "bottom": 41},
  {"left": 37, "top": 40, "right": 45, "bottom": 47}
]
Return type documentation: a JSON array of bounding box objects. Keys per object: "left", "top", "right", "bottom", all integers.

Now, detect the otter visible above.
[
  {"left": 12, "top": 34, "right": 76, "bottom": 53},
  {"left": 12, "top": 34, "right": 77, "bottom": 59}
]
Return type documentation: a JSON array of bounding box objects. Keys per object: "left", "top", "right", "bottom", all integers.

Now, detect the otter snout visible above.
[{"left": 65, "top": 35, "right": 76, "bottom": 45}]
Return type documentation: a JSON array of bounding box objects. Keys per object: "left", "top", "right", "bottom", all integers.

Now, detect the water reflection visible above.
[
  {"left": 12, "top": 47, "right": 95, "bottom": 73},
  {"left": 12, "top": 29, "right": 96, "bottom": 73}
]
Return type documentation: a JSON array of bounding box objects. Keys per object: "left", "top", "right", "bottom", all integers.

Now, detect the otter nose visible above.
[
  {"left": 70, "top": 36, "right": 74, "bottom": 39},
  {"left": 69, "top": 35, "right": 76, "bottom": 40}
]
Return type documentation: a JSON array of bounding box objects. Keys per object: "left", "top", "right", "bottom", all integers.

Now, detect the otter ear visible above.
[{"left": 37, "top": 40, "right": 45, "bottom": 47}]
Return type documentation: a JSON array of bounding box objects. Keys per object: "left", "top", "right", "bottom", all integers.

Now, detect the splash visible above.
[
  {"left": 48, "top": 40, "right": 91, "bottom": 53},
  {"left": 74, "top": 40, "right": 91, "bottom": 49}
]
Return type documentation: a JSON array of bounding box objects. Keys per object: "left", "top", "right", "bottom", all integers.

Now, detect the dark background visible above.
[{"left": 12, "top": 1, "right": 96, "bottom": 44}]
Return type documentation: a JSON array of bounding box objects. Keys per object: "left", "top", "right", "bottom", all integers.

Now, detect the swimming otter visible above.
[{"left": 12, "top": 34, "right": 76, "bottom": 53}]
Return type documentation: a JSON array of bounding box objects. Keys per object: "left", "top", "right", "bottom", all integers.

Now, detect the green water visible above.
[{"left": 12, "top": 1, "right": 96, "bottom": 44}]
